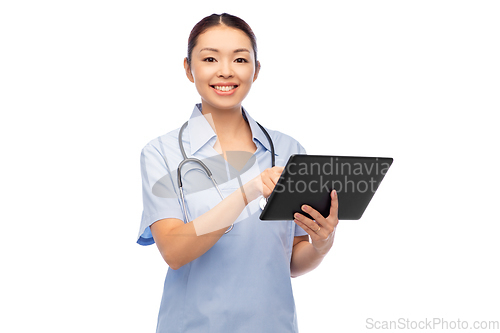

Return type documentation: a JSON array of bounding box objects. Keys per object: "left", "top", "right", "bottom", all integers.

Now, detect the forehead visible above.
[{"left": 195, "top": 26, "right": 253, "bottom": 51}]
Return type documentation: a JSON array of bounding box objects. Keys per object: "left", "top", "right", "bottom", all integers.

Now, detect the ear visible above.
[
  {"left": 253, "top": 61, "right": 261, "bottom": 82},
  {"left": 184, "top": 57, "right": 194, "bottom": 83}
]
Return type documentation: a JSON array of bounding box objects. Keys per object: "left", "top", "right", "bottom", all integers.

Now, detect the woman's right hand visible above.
[
  {"left": 152, "top": 166, "right": 285, "bottom": 269},
  {"left": 243, "top": 166, "right": 284, "bottom": 202}
]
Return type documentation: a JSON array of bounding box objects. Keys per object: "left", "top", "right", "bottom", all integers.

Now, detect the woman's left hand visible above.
[{"left": 293, "top": 190, "right": 339, "bottom": 256}]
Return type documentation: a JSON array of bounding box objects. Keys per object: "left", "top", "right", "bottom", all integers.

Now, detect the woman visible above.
[{"left": 138, "top": 13, "right": 339, "bottom": 332}]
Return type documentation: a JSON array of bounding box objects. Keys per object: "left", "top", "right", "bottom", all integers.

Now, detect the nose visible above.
[{"left": 217, "top": 60, "right": 234, "bottom": 78}]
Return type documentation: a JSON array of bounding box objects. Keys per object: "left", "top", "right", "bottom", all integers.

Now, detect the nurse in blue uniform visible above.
[{"left": 138, "top": 13, "right": 339, "bottom": 333}]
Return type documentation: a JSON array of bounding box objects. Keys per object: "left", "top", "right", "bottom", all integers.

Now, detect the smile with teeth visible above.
[{"left": 212, "top": 85, "right": 237, "bottom": 92}]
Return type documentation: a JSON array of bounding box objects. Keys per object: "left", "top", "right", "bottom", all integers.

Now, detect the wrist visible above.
[
  {"left": 241, "top": 180, "right": 261, "bottom": 203},
  {"left": 312, "top": 238, "right": 334, "bottom": 257}
]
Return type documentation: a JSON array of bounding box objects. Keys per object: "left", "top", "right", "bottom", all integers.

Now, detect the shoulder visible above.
[
  {"left": 270, "top": 129, "right": 304, "bottom": 147},
  {"left": 264, "top": 126, "right": 307, "bottom": 154},
  {"left": 139, "top": 126, "right": 185, "bottom": 173},
  {"left": 141, "top": 126, "right": 181, "bottom": 156}
]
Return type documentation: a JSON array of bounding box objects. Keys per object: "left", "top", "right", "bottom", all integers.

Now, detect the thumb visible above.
[{"left": 329, "top": 189, "right": 339, "bottom": 217}]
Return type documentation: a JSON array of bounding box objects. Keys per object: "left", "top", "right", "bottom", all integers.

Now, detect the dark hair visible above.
[{"left": 186, "top": 13, "right": 258, "bottom": 68}]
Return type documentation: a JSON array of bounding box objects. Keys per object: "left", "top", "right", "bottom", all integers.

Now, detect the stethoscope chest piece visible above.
[{"left": 259, "top": 197, "right": 268, "bottom": 210}]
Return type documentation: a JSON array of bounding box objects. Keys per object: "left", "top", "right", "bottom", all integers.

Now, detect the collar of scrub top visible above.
[{"left": 187, "top": 103, "right": 278, "bottom": 158}]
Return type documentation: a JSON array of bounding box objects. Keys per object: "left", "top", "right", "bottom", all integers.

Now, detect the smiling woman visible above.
[
  {"left": 137, "top": 12, "right": 339, "bottom": 333},
  {"left": 184, "top": 22, "right": 260, "bottom": 112}
]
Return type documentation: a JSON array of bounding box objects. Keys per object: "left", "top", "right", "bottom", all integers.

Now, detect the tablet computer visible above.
[{"left": 259, "top": 155, "right": 393, "bottom": 221}]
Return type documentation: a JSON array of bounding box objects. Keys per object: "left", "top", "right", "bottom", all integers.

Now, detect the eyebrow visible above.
[{"left": 199, "top": 48, "right": 250, "bottom": 53}]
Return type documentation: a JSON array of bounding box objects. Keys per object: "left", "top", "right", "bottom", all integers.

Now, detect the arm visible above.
[
  {"left": 290, "top": 190, "right": 339, "bottom": 278},
  {"left": 151, "top": 167, "right": 284, "bottom": 270}
]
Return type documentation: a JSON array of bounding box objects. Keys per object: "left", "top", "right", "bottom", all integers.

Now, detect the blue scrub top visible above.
[{"left": 138, "top": 104, "right": 308, "bottom": 333}]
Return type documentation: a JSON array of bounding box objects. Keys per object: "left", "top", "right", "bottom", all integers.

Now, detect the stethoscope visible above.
[{"left": 177, "top": 118, "right": 275, "bottom": 234}]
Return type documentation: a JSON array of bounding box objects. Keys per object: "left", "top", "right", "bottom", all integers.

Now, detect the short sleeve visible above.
[
  {"left": 294, "top": 141, "right": 309, "bottom": 237},
  {"left": 137, "top": 143, "right": 184, "bottom": 246}
]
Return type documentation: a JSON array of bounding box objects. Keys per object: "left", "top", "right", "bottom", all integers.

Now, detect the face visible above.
[{"left": 184, "top": 25, "right": 260, "bottom": 111}]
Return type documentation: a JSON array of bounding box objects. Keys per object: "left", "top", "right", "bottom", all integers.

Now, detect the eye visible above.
[
  {"left": 203, "top": 57, "right": 216, "bottom": 62},
  {"left": 235, "top": 58, "right": 249, "bottom": 63}
]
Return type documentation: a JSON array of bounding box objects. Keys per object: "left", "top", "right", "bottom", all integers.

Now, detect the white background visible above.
[{"left": 1, "top": 1, "right": 499, "bottom": 332}]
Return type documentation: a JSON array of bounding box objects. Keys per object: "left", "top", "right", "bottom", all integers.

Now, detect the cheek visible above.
[
  {"left": 236, "top": 67, "right": 255, "bottom": 84},
  {"left": 192, "top": 67, "right": 211, "bottom": 85}
]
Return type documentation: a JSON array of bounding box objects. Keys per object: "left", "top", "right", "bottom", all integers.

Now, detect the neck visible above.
[{"left": 199, "top": 101, "right": 249, "bottom": 140}]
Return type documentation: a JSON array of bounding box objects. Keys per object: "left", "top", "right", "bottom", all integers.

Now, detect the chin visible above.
[{"left": 201, "top": 97, "right": 244, "bottom": 111}]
